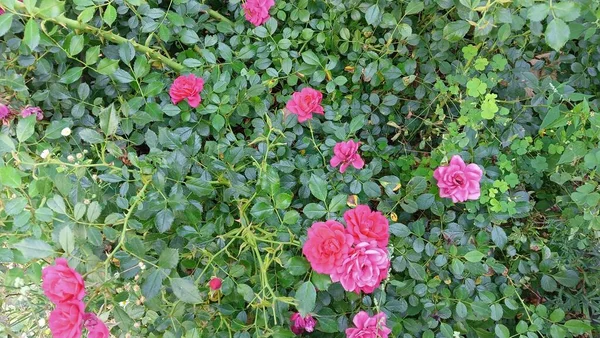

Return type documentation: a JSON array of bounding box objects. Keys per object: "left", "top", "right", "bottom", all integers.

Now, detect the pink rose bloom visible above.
[
  {"left": 331, "top": 241, "right": 389, "bottom": 294},
  {"left": 209, "top": 277, "right": 222, "bottom": 290},
  {"left": 48, "top": 301, "right": 85, "bottom": 338},
  {"left": 433, "top": 155, "right": 483, "bottom": 203},
  {"left": 302, "top": 220, "right": 354, "bottom": 275},
  {"left": 290, "top": 313, "right": 316, "bottom": 335},
  {"left": 286, "top": 87, "right": 324, "bottom": 123},
  {"left": 345, "top": 311, "right": 391, "bottom": 338},
  {"left": 20, "top": 106, "right": 44, "bottom": 120},
  {"left": 42, "top": 258, "right": 86, "bottom": 305},
  {"left": 169, "top": 74, "right": 204, "bottom": 108},
  {"left": 242, "top": 0, "right": 275, "bottom": 26},
  {"left": 344, "top": 205, "right": 389, "bottom": 248},
  {"left": 0, "top": 104, "right": 10, "bottom": 119},
  {"left": 330, "top": 140, "right": 365, "bottom": 173},
  {"left": 84, "top": 313, "right": 110, "bottom": 338}
]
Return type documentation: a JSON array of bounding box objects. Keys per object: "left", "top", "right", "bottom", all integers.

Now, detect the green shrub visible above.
[{"left": 0, "top": 0, "right": 599, "bottom": 337}]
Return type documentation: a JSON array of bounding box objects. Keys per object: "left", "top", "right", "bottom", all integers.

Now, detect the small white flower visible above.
[
  {"left": 76, "top": 153, "right": 83, "bottom": 159},
  {"left": 134, "top": 322, "right": 140, "bottom": 329},
  {"left": 84, "top": 199, "right": 91, "bottom": 205},
  {"left": 40, "top": 149, "right": 50, "bottom": 159},
  {"left": 138, "top": 262, "right": 146, "bottom": 270},
  {"left": 38, "top": 318, "right": 46, "bottom": 327},
  {"left": 67, "top": 155, "right": 75, "bottom": 162},
  {"left": 61, "top": 127, "right": 71, "bottom": 137}
]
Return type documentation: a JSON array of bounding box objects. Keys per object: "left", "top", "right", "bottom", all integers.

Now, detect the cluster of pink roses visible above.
[
  {"left": 42, "top": 258, "right": 109, "bottom": 338},
  {"left": 0, "top": 103, "right": 43, "bottom": 125},
  {"left": 303, "top": 204, "right": 390, "bottom": 294},
  {"left": 242, "top": 0, "right": 275, "bottom": 26}
]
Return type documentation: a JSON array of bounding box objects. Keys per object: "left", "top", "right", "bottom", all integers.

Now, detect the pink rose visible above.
[
  {"left": 20, "top": 106, "right": 44, "bottom": 120},
  {"left": 290, "top": 313, "right": 316, "bottom": 335},
  {"left": 242, "top": 0, "right": 275, "bottom": 26},
  {"left": 433, "top": 155, "right": 483, "bottom": 203},
  {"left": 0, "top": 103, "right": 10, "bottom": 119},
  {"left": 344, "top": 205, "right": 389, "bottom": 248},
  {"left": 169, "top": 74, "right": 204, "bottom": 108},
  {"left": 84, "top": 312, "right": 110, "bottom": 338},
  {"left": 345, "top": 311, "right": 391, "bottom": 338},
  {"left": 331, "top": 241, "right": 389, "bottom": 294},
  {"left": 48, "top": 301, "right": 85, "bottom": 338},
  {"left": 286, "top": 87, "right": 324, "bottom": 123},
  {"left": 42, "top": 258, "right": 86, "bottom": 305},
  {"left": 209, "top": 277, "right": 222, "bottom": 290},
  {"left": 302, "top": 220, "right": 354, "bottom": 274},
  {"left": 330, "top": 140, "right": 365, "bottom": 173}
]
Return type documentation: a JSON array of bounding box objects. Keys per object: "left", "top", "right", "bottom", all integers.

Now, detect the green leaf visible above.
[
  {"left": 250, "top": 201, "right": 274, "bottom": 220},
  {"left": 405, "top": 0, "right": 424, "bottom": 15},
  {"left": 301, "top": 50, "right": 320, "bottom": 66},
  {"left": 408, "top": 261, "right": 426, "bottom": 281},
  {"left": 495, "top": 324, "right": 510, "bottom": 338},
  {"left": 490, "top": 303, "right": 503, "bottom": 321},
  {"left": 24, "top": 18, "right": 40, "bottom": 50},
  {"left": 0, "top": 166, "right": 21, "bottom": 188},
  {"left": 155, "top": 209, "right": 174, "bottom": 233},
  {"left": 464, "top": 250, "right": 486, "bottom": 262},
  {"left": 349, "top": 115, "right": 365, "bottom": 133},
  {"left": 237, "top": 284, "right": 255, "bottom": 302},
  {"left": 295, "top": 282, "right": 316, "bottom": 317},
  {"left": 38, "top": 0, "right": 65, "bottom": 18},
  {"left": 563, "top": 320, "right": 593, "bottom": 335},
  {"left": 545, "top": 18, "right": 570, "bottom": 51},
  {"left": 553, "top": 2, "right": 580, "bottom": 22},
  {"left": 540, "top": 106, "right": 560, "bottom": 130},
  {"left": 16, "top": 115, "right": 36, "bottom": 142},
  {"left": 311, "top": 273, "right": 332, "bottom": 291},
  {"left": 96, "top": 58, "right": 120, "bottom": 75},
  {"left": 58, "top": 226, "right": 74, "bottom": 254},
  {"left": 158, "top": 248, "right": 179, "bottom": 269},
  {"left": 286, "top": 256, "right": 309, "bottom": 276},
  {"left": 527, "top": 4, "right": 549, "bottom": 22},
  {"left": 309, "top": 174, "right": 328, "bottom": 202},
  {"left": 186, "top": 177, "right": 214, "bottom": 197},
  {"left": 170, "top": 278, "right": 202, "bottom": 304},
  {"left": 455, "top": 302, "right": 467, "bottom": 317},
  {"left": 103, "top": 4, "right": 117, "bottom": 26},
  {"left": 0, "top": 13, "right": 14, "bottom": 37},
  {"left": 86, "top": 201, "right": 102, "bottom": 222},
  {"left": 552, "top": 270, "right": 579, "bottom": 288},
  {"left": 365, "top": 4, "right": 381, "bottom": 26},
  {"left": 79, "top": 128, "right": 104, "bottom": 143},
  {"left": 68, "top": 35, "right": 84, "bottom": 56},
  {"left": 211, "top": 114, "right": 225, "bottom": 131},
  {"left": 142, "top": 269, "right": 165, "bottom": 300},
  {"left": 303, "top": 203, "right": 327, "bottom": 219},
  {"left": 59, "top": 67, "right": 84, "bottom": 84},
  {"left": 541, "top": 274, "right": 558, "bottom": 292},
  {"left": 99, "top": 104, "right": 119, "bottom": 136},
  {"left": 14, "top": 238, "right": 54, "bottom": 260},
  {"left": 443, "top": 21, "right": 470, "bottom": 42},
  {"left": 549, "top": 308, "right": 565, "bottom": 322}
]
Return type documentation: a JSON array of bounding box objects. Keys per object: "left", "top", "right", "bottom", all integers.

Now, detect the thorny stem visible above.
[{"left": 3, "top": 1, "right": 234, "bottom": 72}]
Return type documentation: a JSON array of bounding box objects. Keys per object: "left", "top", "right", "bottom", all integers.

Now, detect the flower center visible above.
[{"left": 453, "top": 172, "right": 465, "bottom": 186}]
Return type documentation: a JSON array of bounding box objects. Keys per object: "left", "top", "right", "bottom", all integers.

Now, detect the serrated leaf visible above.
[
  {"left": 24, "top": 18, "right": 40, "bottom": 50},
  {"left": 545, "top": 18, "right": 570, "bottom": 51},
  {"left": 58, "top": 227, "right": 74, "bottom": 254},
  {"left": 295, "top": 282, "right": 316, "bottom": 317},
  {"left": 0, "top": 13, "right": 14, "bottom": 37},
  {"left": 158, "top": 248, "right": 179, "bottom": 269},
  {"left": 309, "top": 174, "right": 328, "bottom": 202},
  {"left": 171, "top": 278, "right": 202, "bottom": 304},
  {"left": 155, "top": 209, "right": 174, "bottom": 233},
  {"left": 14, "top": 238, "right": 54, "bottom": 260},
  {"left": 16, "top": 115, "right": 36, "bottom": 142}
]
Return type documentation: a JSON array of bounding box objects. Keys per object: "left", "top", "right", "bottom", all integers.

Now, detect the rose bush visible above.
[{"left": 1, "top": 0, "right": 599, "bottom": 337}]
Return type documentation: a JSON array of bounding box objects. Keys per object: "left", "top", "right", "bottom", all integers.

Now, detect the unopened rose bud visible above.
[
  {"left": 40, "top": 149, "right": 50, "bottom": 159},
  {"left": 67, "top": 155, "right": 75, "bottom": 162},
  {"left": 76, "top": 153, "right": 83, "bottom": 159},
  {"left": 61, "top": 127, "right": 71, "bottom": 137}
]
